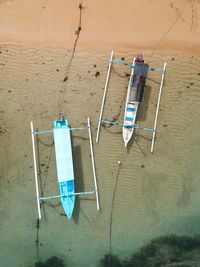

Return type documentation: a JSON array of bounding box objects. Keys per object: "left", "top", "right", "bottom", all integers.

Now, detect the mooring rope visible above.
[
  {"left": 109, "top": 150, "right": 127, "bottom": 260},
  {"left": 36, "top": 219, "right": 40, "bottom": 261},
  {"left": 40, "top": 0, "right": 83, "bottom": 212},
  {"left": 57, "top": 1, "right": 83, "bottom": 112},
  {"left": 149, "top": 1, "right": 187, "bottom": 58},
  {"left": 35, "top": 2, "right": 83, "bottom": 262}
]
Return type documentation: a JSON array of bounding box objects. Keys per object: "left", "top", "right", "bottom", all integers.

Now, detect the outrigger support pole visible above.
[
  {"left": 87, "top": 117, "right": 100, "bottom": 211},
  {"left": 101, "top": 120, "right": 154, "bottom": 132},
  {"left": 39, "top": 190, "right": 97, "bottom": 201},
  {"left": 151, "top": 62, "right": 167, "bottom": 153},
  {"left": 30, "top": 122, "right": 42, "bottom": 220},
  {"left": 96, "top": 50, "right": 114, "bottom": 143}
]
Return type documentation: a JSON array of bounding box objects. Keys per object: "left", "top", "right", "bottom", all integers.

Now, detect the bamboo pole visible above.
[
  {"left": 96, "top": 50, "right": 114, "bottom": 143},
  {"left": 39, "top": 190, "right": 97, "bottom": 200},
  {"left": 30, "top": 122, "right": 41, "bottom": 220},
  {"left": 151, "top": 62, "right": 167, "bottom": 153},
  {"left": 87, "top": 117, "right": 100, "bottom": 211}
]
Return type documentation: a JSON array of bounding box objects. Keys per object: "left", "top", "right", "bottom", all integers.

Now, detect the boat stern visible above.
[{"left": 59, "top": 180, "right": 75, "bottom": 220}]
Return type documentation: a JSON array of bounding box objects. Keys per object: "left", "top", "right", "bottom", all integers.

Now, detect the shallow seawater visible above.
[{"left": 0, "top": 45, "right": 200, "bottom": 267}]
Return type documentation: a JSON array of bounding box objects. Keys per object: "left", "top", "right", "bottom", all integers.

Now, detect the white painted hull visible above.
[
  {"left": 123, "top": 102, "right": 138, "bottom": 147},
  {"left": 122, "top": 58, "right": 138, "bottom": 147},
  {"left": 122, "top": 58, "right": 149, "bottom": 147}
]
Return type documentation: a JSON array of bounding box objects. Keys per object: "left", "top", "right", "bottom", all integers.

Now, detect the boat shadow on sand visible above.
[
  {"left": 137, "top": 84, "right": 152, "bottom": 122},
  {"left": 71, "top": 138, "right": 97, "bottom": 225},
  {"left": 71, "top": 144, "right": 83, "bottom": 224}
]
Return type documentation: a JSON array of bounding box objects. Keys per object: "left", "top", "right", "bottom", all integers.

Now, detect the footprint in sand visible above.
[{"left": 170, "top": 0, "right": 199, "bottom": 31}]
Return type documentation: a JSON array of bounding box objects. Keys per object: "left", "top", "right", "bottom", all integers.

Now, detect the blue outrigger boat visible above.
[
  {"left": 96, "top": 50, "right": 166, "bottom": 152},
  {"left": 53, "top": 118, "right": 75, "bottom": 219},
  {"left": 31, "top": 114, "right": 99, "bottom": 220}
]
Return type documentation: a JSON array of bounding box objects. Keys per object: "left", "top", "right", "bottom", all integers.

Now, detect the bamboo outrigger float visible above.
[
  {"left": 96, "top": 50, "right": 166, "bottom": 152},
  {"left": 31, "top": 114, "right": 100, "bottom": 220}
]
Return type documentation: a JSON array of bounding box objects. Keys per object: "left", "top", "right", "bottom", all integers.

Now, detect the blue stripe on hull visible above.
[
  {"left": 59, "top": 180, "right": 75, "bottom": 220},
  {"left": 125, "top": 116, "right": 134, "bottom": 121},
  {"left": 127, "top": 107, "right": 136, "bottom": 112}
]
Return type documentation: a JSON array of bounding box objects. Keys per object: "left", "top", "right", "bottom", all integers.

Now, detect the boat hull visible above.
[
  {"left": 53, "top": 119, "right": 75, "bottom": 219},
  {"left": 123, "top": 61, "right": 149, "bottom": 147},
  {"left": 123, "top": 102, "right": 138, "bottom": 147}
]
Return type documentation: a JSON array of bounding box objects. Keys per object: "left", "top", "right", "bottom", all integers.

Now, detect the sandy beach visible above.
[
  {"left": 0, "top": 1, "right": 200, "bottom": 267},
  {"left": 0, "top": 0, "right": 200, "bottom": 52}
]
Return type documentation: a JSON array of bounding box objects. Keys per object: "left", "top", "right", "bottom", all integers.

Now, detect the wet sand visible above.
[
  {"left": 1, "top": 46, "right": 200, "bottom": 267},
  {"left": 1, "top": 1, "right": 200, "bottom": 267}
]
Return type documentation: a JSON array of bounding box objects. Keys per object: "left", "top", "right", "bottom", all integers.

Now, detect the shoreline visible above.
[{"left": 1, "top": 41, "right": 200, "bottom": 55}]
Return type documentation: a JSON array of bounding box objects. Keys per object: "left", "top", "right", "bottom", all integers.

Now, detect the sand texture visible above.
[
  {"left": 0, "top": 0, "right": 200, "bottom": 52},
  {"left": 0, "top": 1, "right": 200, "bottom": 267}
]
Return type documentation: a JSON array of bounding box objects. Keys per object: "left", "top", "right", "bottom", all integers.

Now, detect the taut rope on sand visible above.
[
  {"left": 35, "top": 2, "right": 83, "bottom": 262},
  {"left": 57, "top": 1, "right": 83, "bottom": 111},
  {"left": 108, "top": 151, "right": 127, "bottom": 261}
]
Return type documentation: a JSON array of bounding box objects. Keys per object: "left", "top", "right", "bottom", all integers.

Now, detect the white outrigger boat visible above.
[
  {"left": 96, "top": 51, "right": 166, "bottom": 152},
  {"left": 31, "top": 113, "right": 100, "bottom": 220}
]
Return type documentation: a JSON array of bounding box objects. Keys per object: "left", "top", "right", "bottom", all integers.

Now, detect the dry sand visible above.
[
  {"left": 0, "top": 1, "right": 200, "bottom": 267},
  {"left": 0, "top": 0, "right": 200, "bottom": 52}
]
